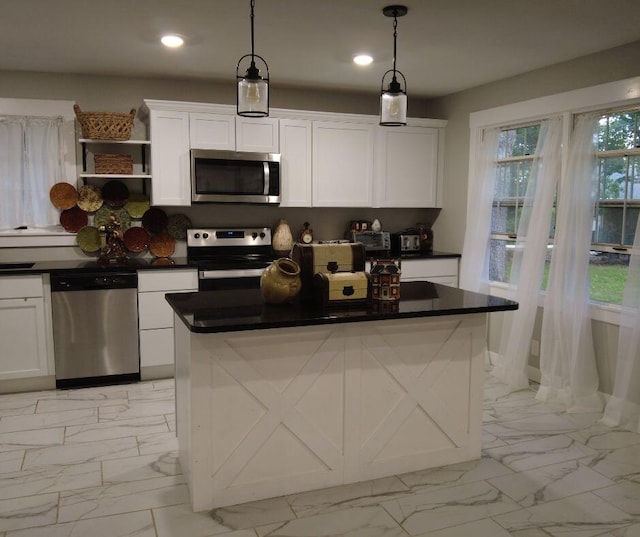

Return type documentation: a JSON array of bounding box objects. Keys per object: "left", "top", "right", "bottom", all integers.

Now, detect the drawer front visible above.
[
  {"left": 0, "top": 275, "right": 44, "bottom": 299},
  {"left": 400, "top": 258, "right": 458, "bottom": 280},
  {"left": 137, "top": 269, "right": 198, "bottom": 292},
  {"left": 140, "top": 328, "right": 174, "bottom": 367}
]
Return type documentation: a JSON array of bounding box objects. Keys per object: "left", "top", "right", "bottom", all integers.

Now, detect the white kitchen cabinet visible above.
[
  {"left": 401, "top": 257, "right": 459, "bottom": 287},
  {"left": 365, "top": 257, "right": 459, "bottom": 287},
  {"left": 374, "top": 126, "right": 442, "bottom": 208},
  {"left": 147, "top": 108, "right": 191, "bottom": 206},
  {"left": 137, "top": 269, "right": 197, "bottom": 377},
  {"left": 190, "top": 113, "right": 235, "bottom": 150},
  {"left": 0, "top": 276, "right": 51, "bottom": 380},
  {"left": 190, "top": 113, "right": 279, "bottom": 153},
  {"left": 312, "top": 121, "right": 374, "bottom": 207},
  {"left": 279, "top": 119, "right": 312, "bottom": 207},
  {"left": 236, "top": 117, "right": 279, "bottom": 153}
]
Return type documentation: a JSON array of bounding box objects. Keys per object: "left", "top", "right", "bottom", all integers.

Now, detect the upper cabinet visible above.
[
  {"left": 312, "top": 121, "right": 375, "bottom": 207},
  {"left": 236, "top": 117, "right": 279, "bottom": 153},
  {"left": 280, "top": 119, "right": 312, "bottom": 207},
  {"left": 190, "top": 113, "right": 279, "bottom": 153},
  {"left": 141, "top": 99, "right": 446, "bottom": 208},
  {"left": 189, "top": 113, "right": 235, "bottom": 150},
  {"left": 147, "top": 107, "right": 191, "bottom": 206},
  {"left": 374, "top": 126, "right": 443, "bottom": 208}
]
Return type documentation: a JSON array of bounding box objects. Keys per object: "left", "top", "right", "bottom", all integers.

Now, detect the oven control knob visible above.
[
  {"left": 260, "top": 232, "right": 266, "bottom": 239},
  {"left": 252, "top": 232, "right": 258, "bottom": 239},
  {"left": 203, "top": 233, "right": 209, "bottom": 239},
  {"left": 194, "top": 233, "right": 200, "bottom": 239}
]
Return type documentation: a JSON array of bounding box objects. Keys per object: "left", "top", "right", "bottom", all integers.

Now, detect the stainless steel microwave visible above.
[{"left": 190, "top": 149, "right": 280, "bottom": 204}]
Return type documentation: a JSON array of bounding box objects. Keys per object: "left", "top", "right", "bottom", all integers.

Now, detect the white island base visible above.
[{"left": 174, "top": 313, "right": 486, "bottom": 511}]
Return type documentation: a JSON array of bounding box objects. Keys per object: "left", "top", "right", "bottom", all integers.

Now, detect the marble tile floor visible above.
[{"left": 1, "top": 374, "right": 640, "bottom": 537}]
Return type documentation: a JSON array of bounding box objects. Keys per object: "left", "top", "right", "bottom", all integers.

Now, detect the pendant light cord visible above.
[
  {"left": 250, "top": 0, "right": 256, "bottom": 64},
  {"left": 392, "top": 14, "right": 398, "bottom": 79}
]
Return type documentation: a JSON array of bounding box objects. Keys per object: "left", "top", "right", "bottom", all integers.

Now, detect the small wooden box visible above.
[
  {"left": 313, "top": 272, "right": 369, "bottom": 306},
  {"left": 292, "top": 242, "right": 366, "bottom": 300}
]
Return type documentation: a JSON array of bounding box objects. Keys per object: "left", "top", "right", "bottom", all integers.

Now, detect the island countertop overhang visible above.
[{"left": 166, "top": 281, "right": 518, "bottom": 334}]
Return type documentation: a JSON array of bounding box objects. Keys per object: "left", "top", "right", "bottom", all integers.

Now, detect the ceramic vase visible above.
[
  {"left": 273, "top": 219, "right": 293, "bottom": 257},
  {"left": 260, "top": 258, "right": 302, "bottom": 304}
]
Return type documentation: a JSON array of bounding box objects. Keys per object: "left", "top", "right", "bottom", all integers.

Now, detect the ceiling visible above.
[{"left": 2, "top": 0, "right": 640, "bottom": 98}]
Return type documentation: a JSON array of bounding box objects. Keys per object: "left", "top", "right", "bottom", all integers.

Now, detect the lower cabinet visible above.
[
  {"left": 0, "top": 275, "right": 52, "bottom": 381},
  {"left": 366, "top": 257, "right": 459, "bottom": 287},
  {"left": 400, "top": 258, "right": 459, "bottom": 287},
  {"left": 137, "top": 269, "right": 197, "bottom": 378}
]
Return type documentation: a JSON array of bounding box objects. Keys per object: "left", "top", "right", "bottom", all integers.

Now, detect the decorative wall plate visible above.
[
  {"left": 49, "top": 182, "right": 78, "bottom": 210},
  {"left": 166, "top": 213, "right": 192, "bottom": 240},
  {"left": 60, "top": 206, "right": 88, "bottom": 233},
  {"left": 102, "top": 180, "right": 129, "bottom": 208},
  {"left": 94, "top": 206, "right": 132, "bottom": 232},
  {"left": 124, "top": 193, "right": 150, "bottom": 218},
  {"left": 76, "top": 226, "right": 101, "bottom": 253},
  {"left": 123, "top": 226, "right": 150, "bottom": 253},
  {"left": 141, "top": 207, "right": 169, "bottom": 234},
  {"left": 149, "top": 232, "right": 176, "bottom": 258},
  {"left": 77, "top": 185, "right": 103, "bottom": 212}
]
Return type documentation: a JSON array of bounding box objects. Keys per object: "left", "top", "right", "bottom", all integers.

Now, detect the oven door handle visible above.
[{"left": 199, "top": 268, "right": 266, "bottom": 279}]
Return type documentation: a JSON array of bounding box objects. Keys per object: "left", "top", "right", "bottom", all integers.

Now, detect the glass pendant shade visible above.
[
  {"left": 237, "top": 55, "right": 269, "bottom": 117},
  {"left": 380, "top": 72, "right": 407, "bottom": 126}
]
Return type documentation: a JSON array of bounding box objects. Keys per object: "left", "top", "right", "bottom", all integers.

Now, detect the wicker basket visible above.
[
  {"left": 74, "top": 104, "right": 136, "bottom": 141},
  {"left": 94, "top": 154, "right": 133, "bottom": 175}
]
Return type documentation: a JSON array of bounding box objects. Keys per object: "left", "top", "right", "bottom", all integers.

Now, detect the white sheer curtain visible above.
[
  {"left": 460, "top": 127, "right": 501, "bottom": 293},
  {"left": 0, "top": 115, "right": 63, "bottom": 230},
  {"left": 492, "top": 117, "right": 563, "bottom": 390},
  {"left": 537, "top": 113, "right": 604, "bottom": 412},
  {"left": 601, "top": 216, "right": 640, "bottom": 432}
]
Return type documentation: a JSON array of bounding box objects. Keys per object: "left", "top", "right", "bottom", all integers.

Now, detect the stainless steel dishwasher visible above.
[{"left": 50, "top": 271, "right": 140, "bottom": 389}]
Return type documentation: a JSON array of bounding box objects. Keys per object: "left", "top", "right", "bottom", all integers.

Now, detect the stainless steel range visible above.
[{"left": 187, "top": 227, "right": 274, "bottom": 291}]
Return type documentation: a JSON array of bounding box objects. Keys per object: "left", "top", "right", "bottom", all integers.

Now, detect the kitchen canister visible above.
[
  {"left": 272, "top": 218, "right": 293, "bottom": 257},
  {"left": 260, "top": 258, "right": 302, "bottom": 304}
]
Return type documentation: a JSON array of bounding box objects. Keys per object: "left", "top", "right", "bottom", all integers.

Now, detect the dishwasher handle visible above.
[{"left": 51, "top": 272, "right": 138, "bottom": 292}]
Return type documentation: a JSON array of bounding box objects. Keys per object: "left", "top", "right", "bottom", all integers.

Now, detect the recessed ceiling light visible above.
[
  {"left": 353, "top": 54, "right": 373, "bottom": 66},
  {"left": 161, "top": 34, "right": 185, "bottom": 48}
]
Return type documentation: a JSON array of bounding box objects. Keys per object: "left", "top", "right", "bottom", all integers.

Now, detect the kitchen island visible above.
[{"left": 166, "top": 282, "right": 517, "bottom": 511}]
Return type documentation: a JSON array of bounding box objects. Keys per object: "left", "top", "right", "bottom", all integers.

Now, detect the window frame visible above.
[{"left": 468, "top": 76, "right": 640, "bottom": 321}]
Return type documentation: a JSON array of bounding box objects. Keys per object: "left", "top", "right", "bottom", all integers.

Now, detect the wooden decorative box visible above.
[
  {"left": 291, "top": 242, "right": 366, "bottom": 300},
  {"left": 313, "top": 271, "right": 369, "bottom": 306}
]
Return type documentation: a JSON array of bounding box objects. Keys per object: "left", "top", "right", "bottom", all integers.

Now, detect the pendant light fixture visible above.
[
  {"left": 380, "top": 5, "right": 408, "bottom": 126},
  {"left": 236, "top": 0, "right": 269, "bottom": 117}
]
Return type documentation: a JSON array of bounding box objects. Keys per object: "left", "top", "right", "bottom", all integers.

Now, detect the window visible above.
[
  {"left": 488, "top": 109, "right": 640, "bottom": 305},
  {"left": 489, "top": 124, "right": 549, "bottom": 283},
  {"left": 588, "top": 108, "right": 640, "bottom": 304},
  {"left": 594, "top": 109, "right": 640, "bottom": 247},
  {"left": 0, "top": 115, "right": 65, "bottom": 231}
]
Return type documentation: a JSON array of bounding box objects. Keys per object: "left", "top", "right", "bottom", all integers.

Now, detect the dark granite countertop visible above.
[
  {"left": 166, "top": 281, "right": 517, "bottom": 334},
  {"left": 0, "top": 251, "right": 460, "bottom": 276},
  {"left": 0, "top": 257, "right": 194, "bottom": 275}
]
